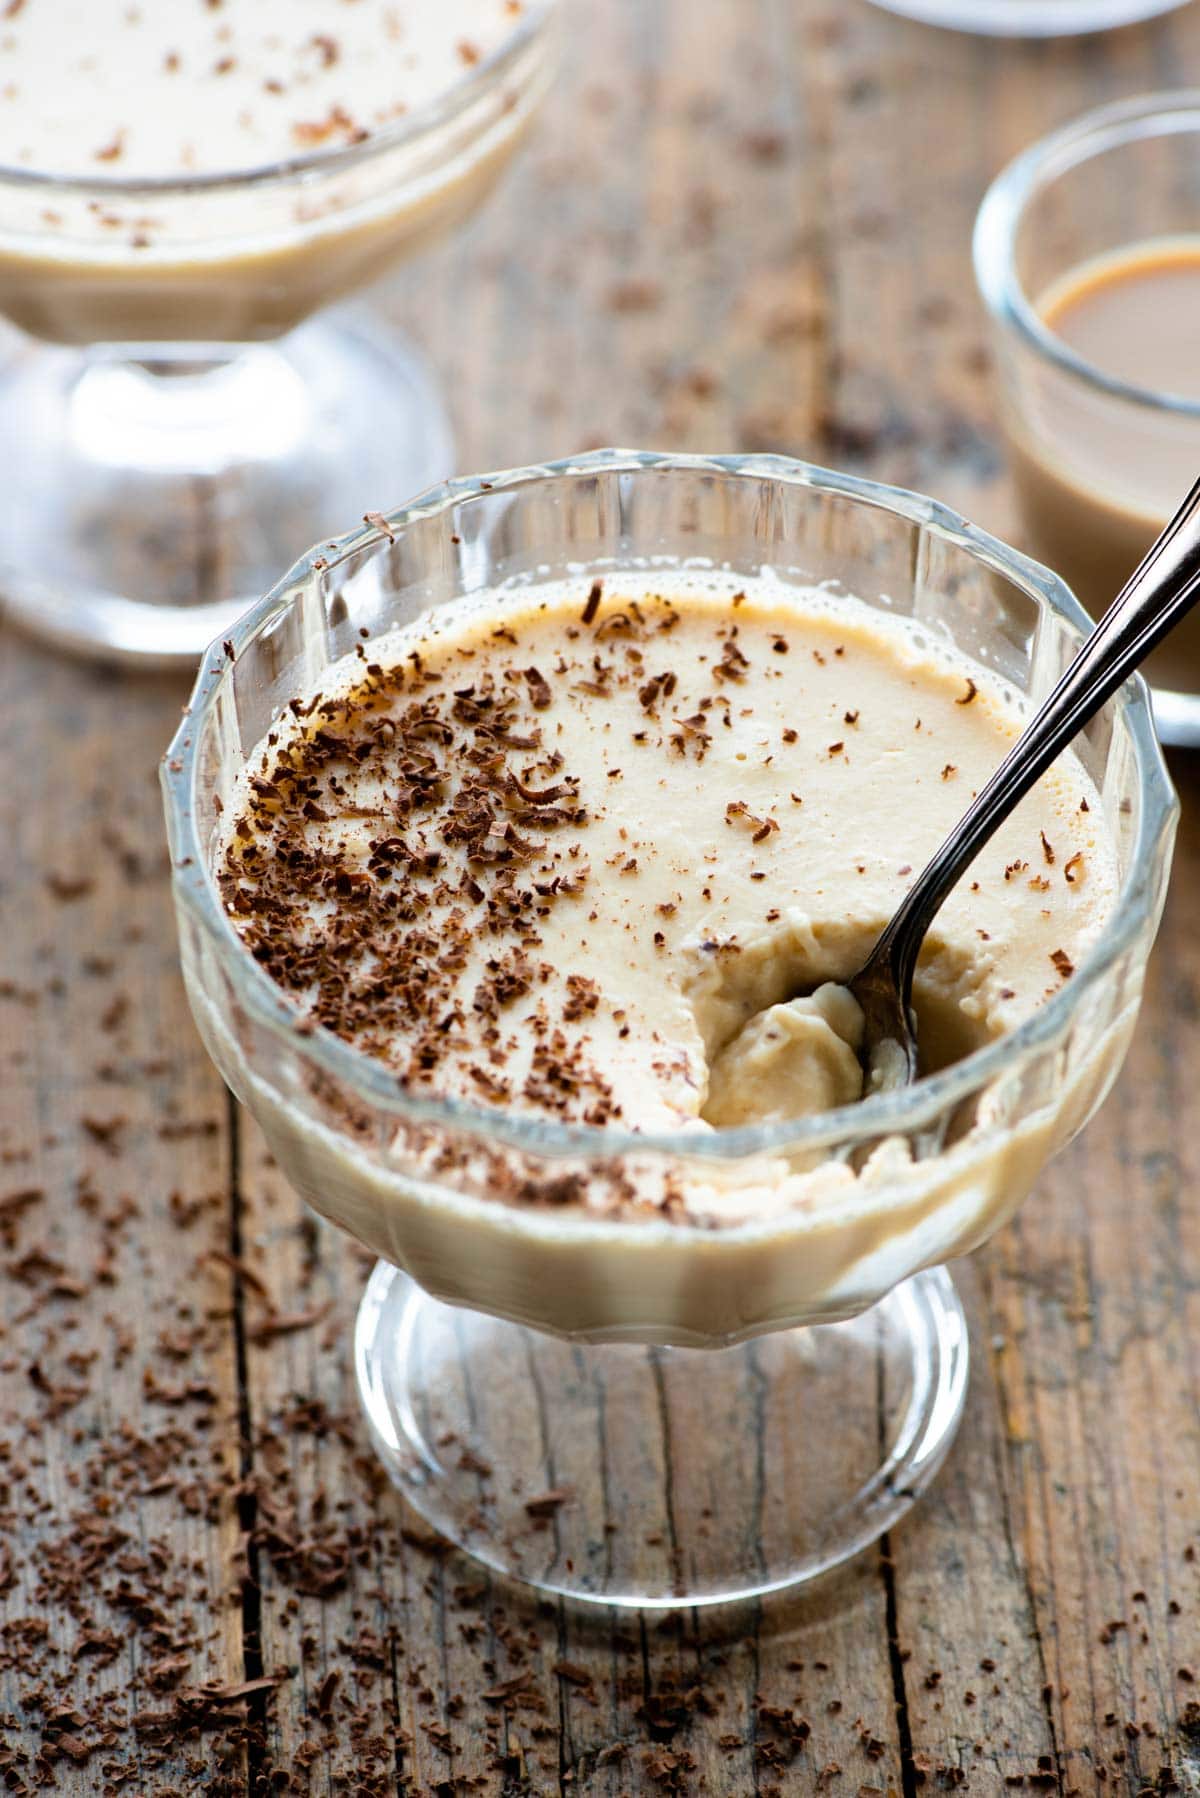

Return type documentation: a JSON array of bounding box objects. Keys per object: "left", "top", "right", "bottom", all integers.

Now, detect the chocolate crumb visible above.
[{"left": 524, "top": 1485, "right": 575, "bottom": 1518}]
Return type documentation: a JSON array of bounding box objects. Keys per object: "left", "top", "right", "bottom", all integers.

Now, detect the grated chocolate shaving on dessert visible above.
[{"left": 218, "top": 634, "right": 627, "bottom": 1122}]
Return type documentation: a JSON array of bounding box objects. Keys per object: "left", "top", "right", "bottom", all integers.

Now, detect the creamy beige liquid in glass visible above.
[
  {"left": 218, "top": 575, "right": 1115, "bottom": 1143},
  {"left": 0, "top": 0, "right": 540, "bottom": 342},
  {"left": 1008, "top": 239, "right": 1200, "bottom": 683}
]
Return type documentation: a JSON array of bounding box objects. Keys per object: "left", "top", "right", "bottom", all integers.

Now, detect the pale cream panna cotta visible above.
[
  {"left": 0, "top": 0, "right": 548, "bottom": 343},
  {"left": 0, "top": 0, "right": 529, "bottom": 177},
  {"left": 217, "top": 572, "right": 1117, "bottom": 1176}
]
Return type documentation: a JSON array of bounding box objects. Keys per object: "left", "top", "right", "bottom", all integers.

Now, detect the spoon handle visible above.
[{"left": 882, "top": 472, "right": 1200, "bottom": 995}]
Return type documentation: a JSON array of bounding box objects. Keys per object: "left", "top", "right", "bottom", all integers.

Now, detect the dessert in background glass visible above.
[
  {"left": 975, "top": 92, "right": 1200, "bottom": 746},
  {"left": 162, "top": 451, "right": 1176, "bottom": 1606},
  {"left": 0, "top": 0, "right": 559, "bottom": 664},
  {"left": 865, "top": 0, "right": 1188, "bottom": 33}
]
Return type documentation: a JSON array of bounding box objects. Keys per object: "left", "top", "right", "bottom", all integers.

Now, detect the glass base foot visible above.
[
  {"left": 863, "top": 0, "right": 1188, "bottom": 33},
  {"left": 354, "top": 1261, "right": 968, "bottom": 1609},
  {"left": 0, "top": 312, "right": 454, "bottom": 666}
]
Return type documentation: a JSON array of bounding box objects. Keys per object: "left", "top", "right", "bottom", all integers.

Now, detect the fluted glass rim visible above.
[
  {"left": 974, "top": 89, "right": 1200, "bottom": 419},
  {"left": 0, "top": 0, "right": 557, "bottom": 198},
  {"left": 163, "top": 448, "right": 1177, "bottom": 1165}
]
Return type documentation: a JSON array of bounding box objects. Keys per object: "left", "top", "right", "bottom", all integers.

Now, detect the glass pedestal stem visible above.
[
  {"left": 354, "top": 1260, "right": 969, "bottom": 1608},
  {"left": 0, "top": 309, "right": 454, "bottom": 664}
]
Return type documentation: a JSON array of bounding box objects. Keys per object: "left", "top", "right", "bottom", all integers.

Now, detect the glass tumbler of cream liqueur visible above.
[
  {"left": 0, "top": 0, "right": 560, "bottom": 665},
  {"left": 975, "top": 92, "right": 1200, "bottom": 747}
]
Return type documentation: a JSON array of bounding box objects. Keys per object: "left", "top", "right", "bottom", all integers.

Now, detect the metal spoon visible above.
[{"left": 842, "top": 473, "right": 1200, "bottom": 1092}]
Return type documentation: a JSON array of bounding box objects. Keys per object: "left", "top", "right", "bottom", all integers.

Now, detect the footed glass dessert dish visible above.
[
  {"left": 0, "top": 4, "right": 558, "bottom": 664},
  {"left": 163, "top": 451, "right": 1175, "bottom": 1606}
]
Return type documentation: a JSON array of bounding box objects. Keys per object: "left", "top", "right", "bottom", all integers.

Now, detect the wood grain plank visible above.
[
  {"left": 976, "top": 761, "right": 1200, "bottom": 1795},
  {"left": 405, "top": 0, "right": 829, "bottom": 475},
  {"left": 0, "top": 638, "right": 246, "bottom": 1791}
]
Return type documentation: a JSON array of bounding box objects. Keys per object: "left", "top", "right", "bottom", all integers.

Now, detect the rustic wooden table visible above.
[{"left": 5, "top": 2, "right": 1200, "bottom": 1792}]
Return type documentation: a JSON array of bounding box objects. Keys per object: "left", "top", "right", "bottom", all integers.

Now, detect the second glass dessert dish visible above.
[
  {"left": 0, "top": 0, "right": 559, "bottom": 664},
  {"left": 163, "top": 451, "right": 1175, "bottom": 1607}
]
